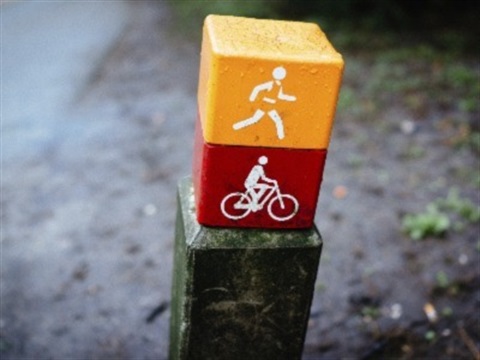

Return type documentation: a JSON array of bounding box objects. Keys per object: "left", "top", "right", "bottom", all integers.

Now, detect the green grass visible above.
[
  {"left": 367, "top": 46, "right": 479, "bottom": 115},
  {"left": 333, "top": 39, "right": 480, "bottom": 130},
  {"left": 361, "top": 306, "right": 381, "bottom": 320},
  {"left": 424, "top": 330, "right": 437, "bottom": 342},
  {"left": 402, "top": 188, "right": 480, "bottom": 240},
  {"left": 435, "top": 270, "right": 450, "bottom": 289},
  {"left": 437, "top": 188, "right": 480, "bottom": 223},
  {"left": 402, "top": 204, "right": 451, "bottom": 240}
]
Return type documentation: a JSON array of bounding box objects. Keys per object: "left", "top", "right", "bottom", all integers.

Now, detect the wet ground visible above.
[{"left": 2, "top": 2, "right": 479, "bottom": 359}]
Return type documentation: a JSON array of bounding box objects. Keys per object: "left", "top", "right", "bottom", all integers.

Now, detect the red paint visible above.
[{"left": 193, "top": 118, "right": 327, "bottom": 229}]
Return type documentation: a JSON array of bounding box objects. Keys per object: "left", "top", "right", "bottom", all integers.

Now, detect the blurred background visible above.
[{"left": 2, "top": 1, "right": 479, "bottom": 359}]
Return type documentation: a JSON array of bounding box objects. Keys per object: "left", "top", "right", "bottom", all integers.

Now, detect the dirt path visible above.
[
  {"left": 2, "top": 2, "right": 479, "bottom": 359},
  {"left": 2, "top": 3, "right": 181, "bottom": 358}
]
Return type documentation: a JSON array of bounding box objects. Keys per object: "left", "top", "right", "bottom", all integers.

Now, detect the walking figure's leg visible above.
[
  {"left": 268, "top": 110, "right": 285, "bottom": 139},
  {"left": 233, "top": 110, "right": 265, "bottom": 130}
]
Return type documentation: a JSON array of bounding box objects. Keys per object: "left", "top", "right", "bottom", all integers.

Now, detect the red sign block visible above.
[{"left": 193, "top": 121, "right": 327, "bottom": 229}]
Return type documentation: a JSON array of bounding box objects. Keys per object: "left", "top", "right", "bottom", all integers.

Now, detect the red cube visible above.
[{"left": 193, "top": 119, "right": 327, "bottom": 229}]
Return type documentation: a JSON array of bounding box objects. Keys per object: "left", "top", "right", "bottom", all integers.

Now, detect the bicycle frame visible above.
[{"left": 252, "top": 183, "right": 285, "bottom": 209}]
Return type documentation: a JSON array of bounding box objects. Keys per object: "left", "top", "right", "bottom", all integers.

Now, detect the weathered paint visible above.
[
  {"left": 193, "top": 118, "right": 327, "bottom": 229},
  {"left": 169, "top": 178, "right": 323, "bottom": 360},
  {"left": 198, "top": 14, "right": 344, "bottom": 149}
]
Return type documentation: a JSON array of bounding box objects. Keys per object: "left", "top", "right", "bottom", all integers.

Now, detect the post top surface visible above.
[{"left": 205, "top": 14, "right": 343, "bottom": 63}]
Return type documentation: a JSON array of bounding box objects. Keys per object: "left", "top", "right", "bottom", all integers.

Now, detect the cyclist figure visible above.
[
  {"left": 243, "top": 156, "right": 277, "bottom": 211},
  {"left": 222, "top": 156, "right": 299, "bottom": 221}
]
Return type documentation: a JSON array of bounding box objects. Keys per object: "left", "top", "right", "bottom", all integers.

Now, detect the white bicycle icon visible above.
[{"left": 220, "top": 182, "right": 299, "bottom": 222}]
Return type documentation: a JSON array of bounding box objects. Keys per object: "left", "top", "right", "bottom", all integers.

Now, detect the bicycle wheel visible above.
[
  {"left": 268, "top": 194, "right": 299, "bottom": 221},
  {"left": 220, "top": 192, "right": 252, "bottom": 220}
]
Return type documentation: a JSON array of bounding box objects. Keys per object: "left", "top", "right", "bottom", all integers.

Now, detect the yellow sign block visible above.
[{"left": 198, "top": 15, "right": 344, "bottom": 149}]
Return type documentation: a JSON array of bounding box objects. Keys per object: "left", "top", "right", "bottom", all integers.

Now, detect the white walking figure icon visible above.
[
  {"left": 233, "top": 66, "right": 296, "bottom": 140},
  {"left": 220, "top": 156, "right": 299, "bottom": 221}
]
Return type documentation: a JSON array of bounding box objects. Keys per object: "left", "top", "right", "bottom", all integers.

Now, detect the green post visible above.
[{"left": 169, "top": 178, "right": 322, "bottom": 360}]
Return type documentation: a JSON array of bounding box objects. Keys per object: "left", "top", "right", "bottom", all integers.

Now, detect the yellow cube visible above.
[{"left": 198, "top": 15, "right": 344, "bottom": 149}]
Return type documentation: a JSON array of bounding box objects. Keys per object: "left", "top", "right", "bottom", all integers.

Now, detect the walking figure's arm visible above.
[
  {"left": 278, "top": 87, "right": 296, "bottom": 101},
  {"left": 249, "top": 81, "right": 273, "bottom": 101}
]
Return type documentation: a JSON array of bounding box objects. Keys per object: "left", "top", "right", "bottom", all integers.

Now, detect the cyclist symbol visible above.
[
  {"left": 220, "top": 156, "right": 299, "bottom": 221},
  {"left": 233, "top": 66, "right": 296, "bottom": 140}
]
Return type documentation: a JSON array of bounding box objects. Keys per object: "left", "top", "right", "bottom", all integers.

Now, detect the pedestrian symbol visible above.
[{"left": 233, "top": 66, "right": 296, "bottom": 140}]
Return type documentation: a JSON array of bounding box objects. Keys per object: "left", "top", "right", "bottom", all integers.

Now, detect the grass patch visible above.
[
  {"left": 402, "top": 204, "right": 450, "bottom": 240},
  {"left": 402, "top": 188, "right": 480, "bottom": 240},
  {"left": 361, "top": 306, "right": 381, "bottom": 321},
  {"left": 367, "top": 46, "right": 480, "bottom": 117},
  {"left": 334, "top": 40, "right": 480, "bottom": 123},
  {"left": 435, "top": 270, "right": 450, "bottom": 289},
  {"left": 437, "top": 188, "right": 480, "bottom": 223}
]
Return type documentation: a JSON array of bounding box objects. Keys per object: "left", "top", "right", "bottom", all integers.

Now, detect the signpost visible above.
[{"left": 170, "top": 15, "right": 344, "bottom": 359}]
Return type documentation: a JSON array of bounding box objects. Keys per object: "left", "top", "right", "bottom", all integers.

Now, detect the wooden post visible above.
[
  {"left": 169, "top": 178, "right": 322, "bottom": 360},
  {"left": 169, "top": 14, "right": 343, "bottom": 359}
]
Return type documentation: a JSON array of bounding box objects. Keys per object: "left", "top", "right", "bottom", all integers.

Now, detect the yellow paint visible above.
[{"left": 198, "top": 15, "right": 344, "bottom": 149}]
